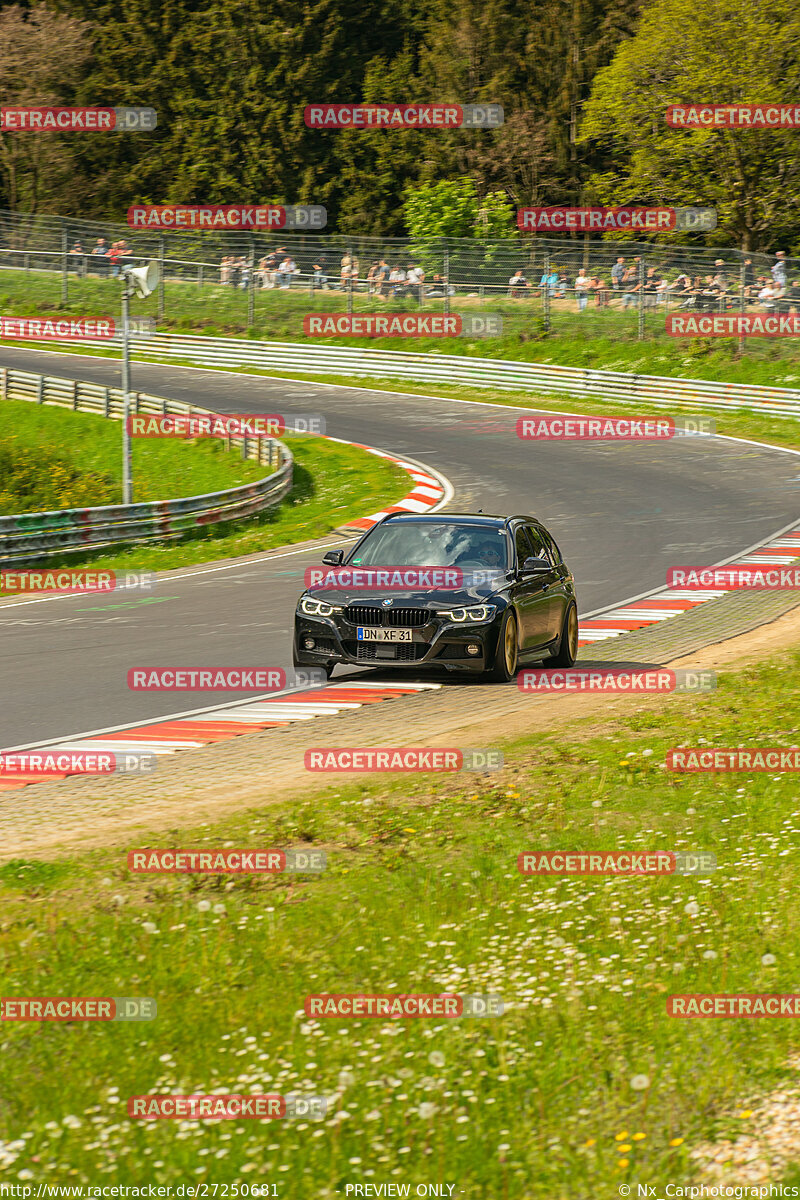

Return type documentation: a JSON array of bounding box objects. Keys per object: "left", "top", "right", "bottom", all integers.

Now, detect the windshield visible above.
[{"left": 349, "top": 522, "right": 510, "bottom": 570}]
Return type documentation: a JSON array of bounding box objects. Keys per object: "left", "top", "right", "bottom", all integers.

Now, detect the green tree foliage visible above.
[{"left": 579, "top": 0, "right": 800, "bottom": 249}]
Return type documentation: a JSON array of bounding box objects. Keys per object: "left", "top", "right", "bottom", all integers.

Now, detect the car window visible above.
[
  {"left": 514, "top": 526, "right": 533, "bottom": 567},
  {"left": 525, "top": 526, "right": 550, "bottom": 563},
  {"left": 540, "top": 528, "right": 563, "bottom": 564}
]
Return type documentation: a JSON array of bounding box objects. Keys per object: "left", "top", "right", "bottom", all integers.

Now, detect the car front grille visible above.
[
  {"left": 344, "top": 605, "right": 430, "bottom": 628},
  {"left": 353, "top": 642, "right": 427, "bottom": 662}
]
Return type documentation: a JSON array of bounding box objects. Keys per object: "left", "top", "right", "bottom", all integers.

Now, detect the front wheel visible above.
[
  {"left": 548, "top": 603, "right": 578, "bottom": 667},
  {"left": 487, "top": 610, "right": 519, "bottom": 682}
]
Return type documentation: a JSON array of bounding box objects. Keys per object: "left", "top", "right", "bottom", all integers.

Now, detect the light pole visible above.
[{"left": 120, "top": 260, "right": 160, "bottom": 504}]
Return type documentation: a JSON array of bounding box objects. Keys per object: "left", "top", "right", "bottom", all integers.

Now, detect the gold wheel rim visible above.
[
  {"left": 568, "top": 607, "right": 578, "bottom": 657},
  {"left": 504, "top": 616, "right": 518, "bottom": 674}
]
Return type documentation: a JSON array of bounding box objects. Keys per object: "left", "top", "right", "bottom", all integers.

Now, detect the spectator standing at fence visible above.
[
  {"left": 91, "top": 238, "right": 108, "bottom": 276},
  {"left": 642, "top": 266, "right": 662, "bottom": 308},
  {"left": 591, "top": 276, "right": 609, "bottom": 307},
  {"left": 406, "top": 262, "right": 424, "bottom": 299},
  {"left": 366, "top": 260, "right": 380, "bottom": 295},
  {"left": 611, "top": 256, "right": 626, "bottom": 291},
  {"left": 276, "top": 254, "right": 297, "bottom": 288},
  {"left": 508, "top": 268, "right": 529, "bottom": 298},
  {"left": 538, "top": 267, "right": 558, "bottom": 297},
  {"left": 240, "top": 257, "right": 251, "bottom": 289},
  {"left": 758, "top": 279, "right": 779, "bottom": 311},
  {"left": 620, "top": 263, "right": 638, "bottom": 309},
  {"left": 229, "top": 257, "right": 241, "bottom": 288},
  {"left": 772, "top": 251, "right": 788, "bottom": 289},
  {"left": 389, "top": 265, "right": 406, "bottom": 295},
  {"left": 108, "top": 241, "right": 123, "bottom": 278},
  {"left": 313, "top": 256, "right": 329, "bottom": 290},
  {"left": 786, "top": 279, "right": 800, "bottom": 313},
  {"left": 574, "top": 268, "right": 590, "bottom": 311},
  {"left": 340, "top": 254, "right": 352, "bottom": 288},
  {"left": 375, "top": 258, "right": 391, "bottom": 297},
  {"left": 742, "top": 258, "right": 756, "bottom": 302},
  {"left": 69, "top": 241, "right": 86, "bottom": 278}
]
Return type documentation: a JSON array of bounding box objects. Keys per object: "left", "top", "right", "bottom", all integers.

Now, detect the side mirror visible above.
[
  {"left": 521, "top": 556, "right": 551, "bottom": 575},
  {"left": 322, "top": 550, "right": 344, "bottom": 565}
]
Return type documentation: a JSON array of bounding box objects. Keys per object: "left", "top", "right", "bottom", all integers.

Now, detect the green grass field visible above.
[
  {"left": 2, "top": 647, "right": 800, "bottom": 1194},
  {"left": 3, "top": 266, "right": 800, "bottom": 388}
]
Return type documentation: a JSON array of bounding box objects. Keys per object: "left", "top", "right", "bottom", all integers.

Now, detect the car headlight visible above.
[
  {"left": 435, "top": 605, "right": 497, "bottom": 622},
  {"left": 299, "top": 596, "right": 342, "bottom": 617}
]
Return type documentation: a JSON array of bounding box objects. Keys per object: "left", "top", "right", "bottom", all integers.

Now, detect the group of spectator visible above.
[
  {"left": 69, "top": 238, "right": 134, "bottom": 278},
  {"left": 221, "top": 249, "right": 453, "bottom": 298},
  {"left": 505, "top": 251, "right": 800, "bottom": 314}
]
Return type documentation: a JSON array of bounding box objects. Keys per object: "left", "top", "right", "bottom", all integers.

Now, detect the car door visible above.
[
  {"left": 523, "top": 525, "right": 563, "bottom": 643},
  {"left": 533, "top": 525, "right": 570, "bottom": 640},
  {"left": 509, "top": 525, "right": 553, "bottom": 651}
]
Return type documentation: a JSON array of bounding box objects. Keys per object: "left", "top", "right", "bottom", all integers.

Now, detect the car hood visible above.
[{"left": 305, "top": 579, "right": 508, "bottom": 607}]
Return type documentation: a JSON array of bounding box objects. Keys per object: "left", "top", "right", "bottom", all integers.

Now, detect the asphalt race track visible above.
[{"left": 1, "top": 344, "right": 798, "bottom": 749}]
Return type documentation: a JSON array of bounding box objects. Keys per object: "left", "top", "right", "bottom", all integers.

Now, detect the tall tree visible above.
[{"left": 579, "top": 0, "right": 800, "bottom": 249}]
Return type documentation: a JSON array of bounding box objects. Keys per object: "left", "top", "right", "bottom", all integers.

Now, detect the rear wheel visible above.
[
  {"left": 548, "top": 603, "right": 578, "bottom": 667},
  {"left": 487, "top": 610, "right": 519, "bottom": 682}
]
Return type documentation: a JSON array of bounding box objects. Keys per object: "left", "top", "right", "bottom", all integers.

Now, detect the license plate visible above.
[{"left": 357, "top": 627, "right": 412, "bottom": 642}]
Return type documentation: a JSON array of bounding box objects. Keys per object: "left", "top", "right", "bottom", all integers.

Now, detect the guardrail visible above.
[
  {"left": 66, "top": 331, "right": 800, "bottom": 419},
  {"left": 0, "top": 367, "right": 293, "bottom": 566}
]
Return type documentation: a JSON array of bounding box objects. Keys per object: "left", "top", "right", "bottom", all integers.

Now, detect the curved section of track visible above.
[{"left": 1, "top": 344, "right": 798, "bottom": 749}]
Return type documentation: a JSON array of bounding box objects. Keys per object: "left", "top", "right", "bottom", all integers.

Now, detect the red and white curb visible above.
[
  {"left": 578, "top": 523, "right": 800, "bottom": 647},
  {"left": 0, "top": 682, "right": 442, "bottom": 792},
  {"left": 322, "top": 438, "right": 450, "bottom": 531}
]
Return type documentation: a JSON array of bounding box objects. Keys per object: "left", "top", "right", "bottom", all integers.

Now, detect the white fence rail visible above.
[
  {"left": 65, "top": 332, "right": 800, "bottom": 419},
  {"left": 0, "top": 367, "right": 293, "bottom": 566}
]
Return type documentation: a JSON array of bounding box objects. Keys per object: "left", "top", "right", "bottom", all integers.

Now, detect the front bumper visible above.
[{"left": 294, "top": 611, "right": 502, "bottom": 673}]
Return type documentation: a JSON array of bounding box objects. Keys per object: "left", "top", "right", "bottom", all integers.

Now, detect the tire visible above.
[
  {"left": 548, "top": 603, "right": 578, "bottom": 667},
  {"left": 487, "top": 610, "right": 519, "bottom": 682}
]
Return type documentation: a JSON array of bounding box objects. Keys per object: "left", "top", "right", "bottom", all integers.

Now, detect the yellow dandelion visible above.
[
  {"left": 615, "top": 1131, "right": 629, "bottom": 1141},
  {"left": 402, "top": 828, "right": 416, "bottom": 833},
  {"left": 617, "top": 1159, "right": 629, "bottom": 1170},
  {"left": 738, "top": 1110, "right": 753, "bottom": 1119},
  {"left": 669, "top": 1137, "right": 684, "bottom": 1147},
  {"left": 619, "top": 760, "right": 629, "bottom": 767},
  {"left": 632, "top": 1132, "right": 646, "bottom": 1141},
  {"left": 584, "top": 1138, "right": 596, "bottom": 1148},
  {"left": 617, "top": 1144, "right": 632, "bottom": 1153}
]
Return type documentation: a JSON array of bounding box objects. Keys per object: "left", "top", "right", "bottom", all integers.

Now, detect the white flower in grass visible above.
[
  {"left": 762, "top": 953, "right": 777, "bottom": 966},
  {"left": 17, "top": 1171, "right": 33, "bottom": 1181},
  {"left": 630, "top": 1074, "right": 650, "bottom": 1091},
  {"left": 418, "top": 1103, "right": 438, "bottom": 1120},
  {"left": 196, "top": 900, "right": 211, "bottom": 913},
  {"left": 364, "top": 1110, "right": 381, "bottom": 1122},
  {"left": 684, "top": 901, "right": 700, "bottom": 916},
  {"left": 338, "top": 1070, "right": 355, "bottom": 1089},
  {"left": 702, "top": 950, "right": 717, "bottom": 960},
  {"left": 142, "top": 922, "right": 159, "bottom": 935},
  {"left": 213, "top": 903, "right": 226, "bottom": 915},
  {"left": 428, "top": 1051, "right": 445, "bottom": 1068}
]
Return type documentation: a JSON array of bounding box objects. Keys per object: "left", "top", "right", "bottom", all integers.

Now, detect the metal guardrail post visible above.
[
  {"left": 61, "top": 227, "right": 68, "bottom": 304},
  {"left": 37, "top": 376, "right": 44, "bottom": 404},
  {"left": 241, "top": 433, "right": 248, "bottom": 460},
  {"left": 158, "top": 237, "right": 166, "bottom": 320},
  {"left": 248, "top": 236, "right": 256, "bottom": 327},
  {"left": 104, "top": 386, "right": 110, "bottom": 417},
  {"left": 72, "top": 381, "right": 78, "bottom": 410},
  {"left": 637, "top": 256, "right": 646, "bottom": 341},
  {"left": 1, "top": 367, "right": 6, "bottom": 400},
  {"left": 543, "top": 252, "right": 551, "bottom": 332},
  {"left": 198, "top": 264, "right": 204, "bottom": 288}
]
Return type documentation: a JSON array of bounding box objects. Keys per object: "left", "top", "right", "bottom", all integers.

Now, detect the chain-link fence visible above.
[{"left": 1, "top": 207, "right": 797, "bottom": 347}]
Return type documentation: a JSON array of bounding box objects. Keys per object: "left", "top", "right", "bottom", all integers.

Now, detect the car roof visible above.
[{"left": 381, "top": 512, "right": 537, "bottom": 528}]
